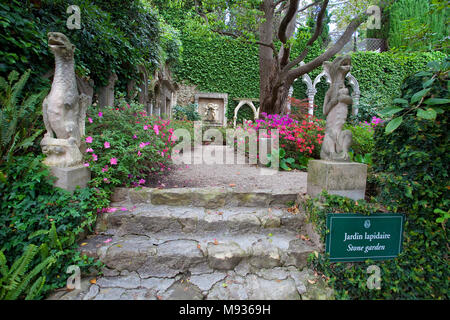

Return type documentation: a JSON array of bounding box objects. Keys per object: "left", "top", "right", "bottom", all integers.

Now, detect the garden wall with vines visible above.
[{"left": 175, "top": 31, "right": 445, "bottom": 123}]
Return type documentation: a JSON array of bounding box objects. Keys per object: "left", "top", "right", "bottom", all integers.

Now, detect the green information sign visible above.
[{"left": 326, "top": 213, "right": 404, "bottom": 262}]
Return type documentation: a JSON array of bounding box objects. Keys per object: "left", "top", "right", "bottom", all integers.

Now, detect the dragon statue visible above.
[{"left": 41, "top": 32, "right": 90, "bottom": 167}]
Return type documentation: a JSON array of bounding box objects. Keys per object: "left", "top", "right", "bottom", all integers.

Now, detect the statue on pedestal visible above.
[
  {"left": 320, "top": 56, "right": 353, "bottom": 162},
  {"left": 41, "top": 32, "right": 90, "bottom": 168}
]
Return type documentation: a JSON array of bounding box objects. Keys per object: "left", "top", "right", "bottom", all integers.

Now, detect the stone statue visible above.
[
  {"left": 41, "top": 32, "right": 90, "bottom": 168},
  {"left": 205, "top": 103, "right": 219, "bottom": 122},
  {"left": 320, "top": 56, "right": 353, "bottom": 162}
]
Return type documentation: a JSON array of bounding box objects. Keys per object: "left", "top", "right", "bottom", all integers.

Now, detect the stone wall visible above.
[{"left": 176, "top": 83, "right": 197, "bottom": 106}]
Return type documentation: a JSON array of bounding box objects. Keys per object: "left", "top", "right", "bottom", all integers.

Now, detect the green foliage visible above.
[
  {"left": 175, "top": 33, "right": 260, "bottom": 124},
  {"left": 0, "top": 154, "right": 106, "bottom": 298},
  {"left": 304, "top": 192, "right": 449, "bottom": 299},
  {"left": 0, "top": 244, "right": 55, "bottom": 300},
  {"left": 350, "top": 89, "right": 390, "bottom": 124},
  {"left": 266, "top": 148, "right": 295, "bottom": 171},
  {"left": 0, "top": 0, "right": 173, "bottom": 92},
  {"left": 388, "top": 0, "right": 448, "bottom": 52},
  {"left": 173, "top": 104, "right": 201, "bottom": 121},
  {"left": 37, "top": 0, "right": 160, "bottom": 87},
  {"left": 305, "top": 59, "right": 449, "bottom": 300},
  {"left": 345, "top": 123, "right": 375, "bottom": 158},
  {"left": 380, "top": 58, "right": 449, "bottom": 133},
  {"left": 349, "top": 51, "right": 447, "bottom": 119},
  {"left": 0, "top": 70, "right": 46, "bottom": 167},
  {"left": 0, "top": 1, "right": 49, "bottom": 89}
]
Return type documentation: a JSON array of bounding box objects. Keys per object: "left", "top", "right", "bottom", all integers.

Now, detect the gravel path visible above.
[{"left": 150, "top": 146, "right": 308, "bottom": 194}]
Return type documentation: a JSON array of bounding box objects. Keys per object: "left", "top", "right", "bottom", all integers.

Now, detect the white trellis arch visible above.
[
  {"left": 291, "top": 62, "right": 361, "bottom": 116},
  {"left": 233, "top": 99, "right": 260, "bottom": 127}
]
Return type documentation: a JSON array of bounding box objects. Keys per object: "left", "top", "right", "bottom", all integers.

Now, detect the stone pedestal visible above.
[
  {"left": 50, "top": 166, "right": 91, "bottom": 193},
  {"left": 307, "top": 160, "right": 367, "bottom": 201}
]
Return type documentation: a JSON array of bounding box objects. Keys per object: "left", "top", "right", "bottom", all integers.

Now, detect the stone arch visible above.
[
  {"left": 312, "top": 69, "right": 360, "bottom": 116},
  {"left": 233, "top": 100, "right": 259, "bottom": 127}
]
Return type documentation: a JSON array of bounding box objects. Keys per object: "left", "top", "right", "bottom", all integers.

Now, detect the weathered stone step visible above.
[
  {"left": 49, "top": 264, "right": 334, "bottom": 300},
  {"left": 112, "top": 187, "right": 298, "bottom": 209},
  {"left": 79, "top": 231, "right": 319, "bottom": 278},
  {"left": 96, "top": 205, "right": 307, "bottom": 236}
]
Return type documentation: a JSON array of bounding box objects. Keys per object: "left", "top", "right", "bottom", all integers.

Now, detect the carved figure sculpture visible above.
[
  {"left": 204, "top": 103, "right": 219, "bottom": 122},
  {"left": 41, "top": 32, "right": 90, "bottom": 167},
  {"left": 320, "top": 56, "right": 353, "bottom": 162}
]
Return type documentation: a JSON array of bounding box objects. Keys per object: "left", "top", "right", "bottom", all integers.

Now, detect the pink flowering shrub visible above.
[
  {"left": 245, "top": 112, "right": 325, "bottom": 160},
  {"left": 83, "top": 100, "right": 176, "bottom": 190}
]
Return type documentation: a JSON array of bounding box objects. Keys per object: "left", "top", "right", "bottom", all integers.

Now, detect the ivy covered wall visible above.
[{"left": 175, "top": 31, "right": 446, "bottom": 123}]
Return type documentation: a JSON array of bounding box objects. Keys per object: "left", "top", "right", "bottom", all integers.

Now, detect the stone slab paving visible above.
[{"left": 151, "top": 145, "right": 308, "bottom": 194}]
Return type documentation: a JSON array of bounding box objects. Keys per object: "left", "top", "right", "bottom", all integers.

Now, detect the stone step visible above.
[
  {"left": 49, "top": 263, "right": 334, "bottom": 300},
  {"left": 96, "top": 205, "right": 307, "bottom": 236},
  {"left": 112, "top": 187, "right": 298, "bottom": 209},
  {"left": 79, "top": 231, "right": 319, "bottom": 278}
]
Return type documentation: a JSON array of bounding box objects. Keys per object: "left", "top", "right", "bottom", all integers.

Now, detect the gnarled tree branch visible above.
[
  {"left": 287, "top": 15, "right": 366, "bottom": 83},
  {"left": 278, "top": 0, "right": 300, "bottom": 44}
]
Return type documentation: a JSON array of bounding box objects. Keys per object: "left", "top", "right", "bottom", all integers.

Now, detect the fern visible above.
[
  {"left": 0, "top": 245, "right": 54, "bottom": 300},
  {"left": 0, "top": 69, "right": 47, "bottom": 166},
  {"left": 25, "top": 276, "right": 46, "bottom": 300}
]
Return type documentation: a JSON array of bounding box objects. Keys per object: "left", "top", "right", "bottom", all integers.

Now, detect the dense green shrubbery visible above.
[
  {"left": 0, "top": 154, "right": 107, "bottom": 299},
  {"left": 173, "top": 104, "right": 201, "bottom": 121},
  {"left": 0, "top": 70, "right": 105, "bottom": 299},
  {"left": 0, "top": 0, "right": 182, "bottom": 94},
  {"left": 305, "top": 59, "right": 449, "bottom": 300}
]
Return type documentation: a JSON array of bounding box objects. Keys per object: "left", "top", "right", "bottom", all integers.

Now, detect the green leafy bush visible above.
[
  {"left": 305, "top": 192, "right": 449, "bottom": 300},
  {"left": 83, "top": 100, "right": 176, "bottom": 191},
  {"left": 0, "top": 154, "right": 106, "bottom": 298},
  {"left": 173, "top": 104, "right": 201, "bottom": 121},
  {"left": 305, "top": 59, "right": 449, "bottom": 300}
]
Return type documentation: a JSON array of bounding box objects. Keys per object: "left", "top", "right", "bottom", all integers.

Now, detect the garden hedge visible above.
[{"left": 175, "top": 31, "right": 445, "bottom": 122}]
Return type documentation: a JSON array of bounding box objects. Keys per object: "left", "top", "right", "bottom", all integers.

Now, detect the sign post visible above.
[{"left": 325, "top": 213, "right": 404, "bottom": 262}]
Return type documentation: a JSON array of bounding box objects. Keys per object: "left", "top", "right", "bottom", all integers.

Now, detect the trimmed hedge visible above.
[{"left": 176, "top": 29, "right": 446, "bottom": 123}]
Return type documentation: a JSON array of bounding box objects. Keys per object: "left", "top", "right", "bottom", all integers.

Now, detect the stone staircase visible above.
[{"left": 49, "top": 187, "right": 333, "bottom": 300}]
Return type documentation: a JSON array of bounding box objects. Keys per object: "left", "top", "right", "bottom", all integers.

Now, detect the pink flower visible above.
[
  {"left": 103, "top": 238, "right": 112, "bottom": 244},
  {"left": 102, "top": 165, "right": 109, "bottom": 173},
  {"left": 154, "top": 125, "right": 159, "bottom": 135},
  {"left": 138, "top": 179, "right": 146, "bottom": 185},
  {"left": 110, "top": 158, "right": 118, "bottom": 165},
  {"left": 85, "top": 136, "right": 93, "bottom": 143},
  {"left": 143, "top": 125, "right": 148, "bottom": 131},
  {"left": 106, "top": 208, "right": 117, "bottom": 213},
  {"left": 86, "top": 148, "right": 94, "bottom": 153},
  {"left": 139, "top": 142, "right": 146, "bottom": 149},
  {"left": 104, "top": 141, "right": 110, "bottom": 149},
  {"left": 137, "top": 151, "right": 142, "bottom": 157},
  {"left": 133, "top": 135, "right": 138, "bottom": 139},
  {"left": 103, "top": 178, "right": 108, "bottom": 182},
  {"left": 121, "top": 207, "right": 128, "bottom": 211},
  {"left": 88, "top": 117, "right": 93, "bottom": 124},
  {"left": 84, "top": 163, "right": 90, "bottom": 167},
  {"left": 92, "top": 154, "right": 98, "bottom": 161},
  {"left": 98, "top": 112, "right": 103, "bottom": 118}
]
